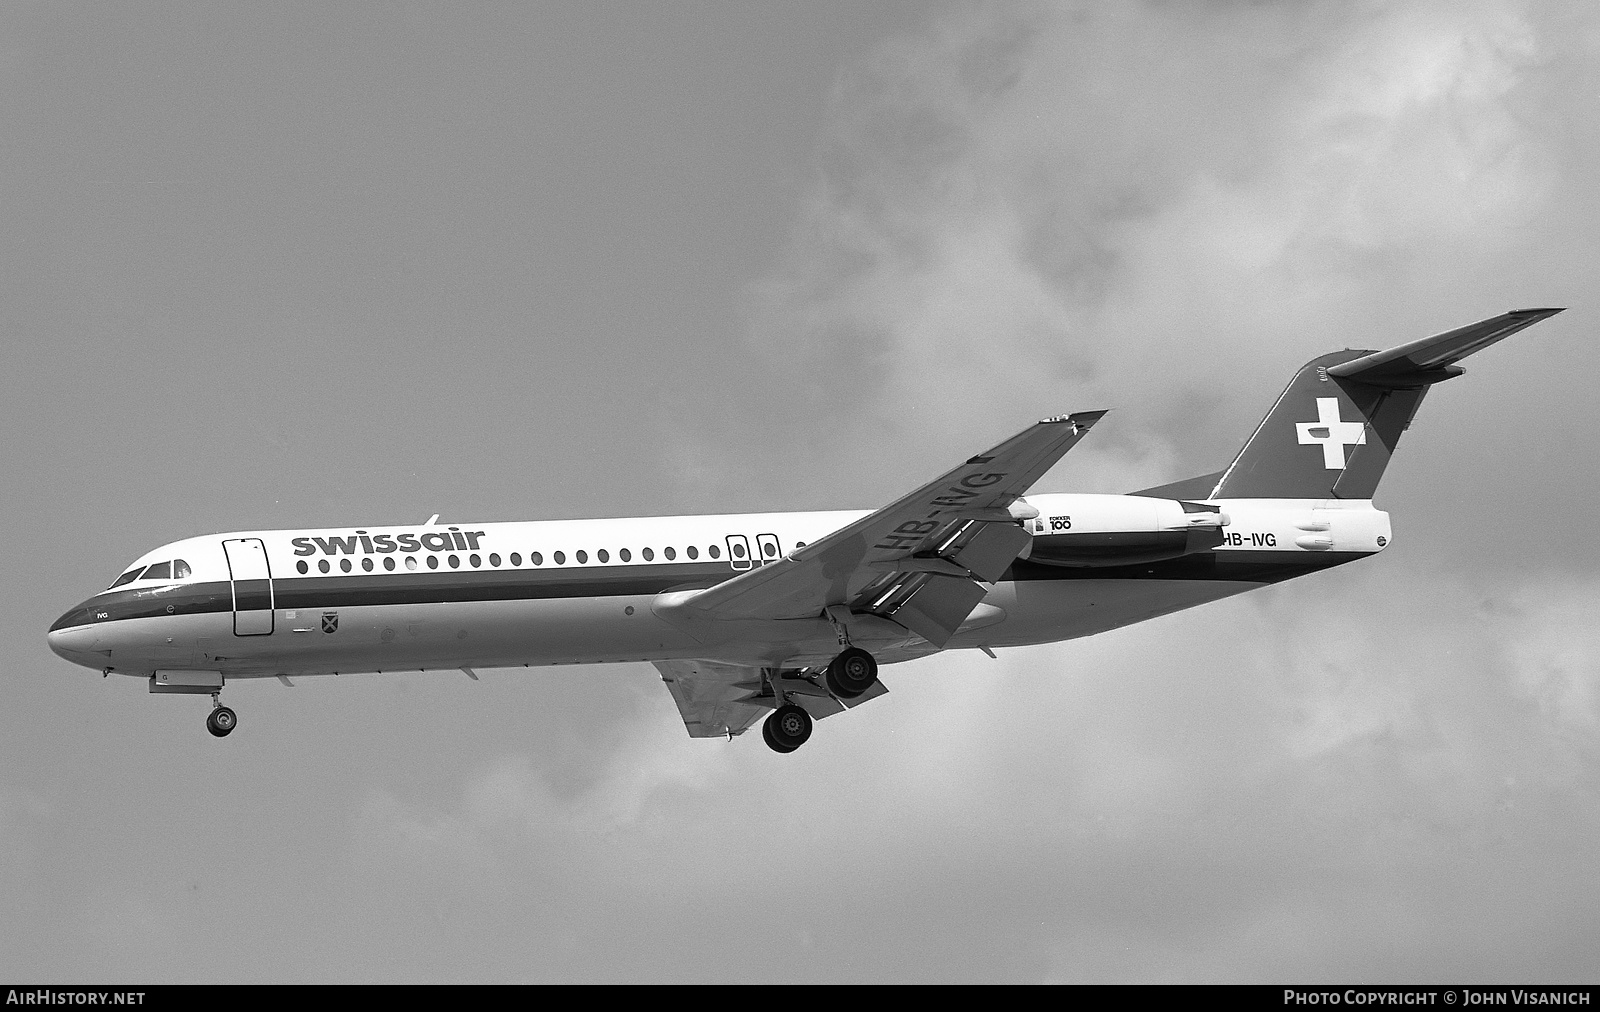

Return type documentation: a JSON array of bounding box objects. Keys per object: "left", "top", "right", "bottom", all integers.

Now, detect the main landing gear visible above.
[
  {"left": 762, "top": 704, "right": 812, "bottom": 753},
  {"left": 761, "top": 647, "right": 880, "bottom": 754},
  {"left": 206, "top": 692, "right": 237, "bottom": 738},
  {"left": 825, "top": 646, "right": 877, "bottom": 699}
]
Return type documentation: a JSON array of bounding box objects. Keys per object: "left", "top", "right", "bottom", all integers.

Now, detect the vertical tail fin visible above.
[{"left": 1207, "top": 309, "right": 1563, "bottom": 500}]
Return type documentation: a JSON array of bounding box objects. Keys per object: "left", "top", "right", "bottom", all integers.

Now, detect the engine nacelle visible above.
[{"left": 1023, "top": 494, "right": 1228, "bottom": 568}]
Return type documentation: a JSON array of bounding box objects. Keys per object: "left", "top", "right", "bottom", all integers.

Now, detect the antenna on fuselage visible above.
[{"left": 425, "top": 514, "right": 440, "bottom": 525}]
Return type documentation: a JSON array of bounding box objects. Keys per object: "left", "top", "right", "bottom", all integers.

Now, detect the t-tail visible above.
[{"left": 1141, "top": 308, "right": 1564, "bottom": 501}]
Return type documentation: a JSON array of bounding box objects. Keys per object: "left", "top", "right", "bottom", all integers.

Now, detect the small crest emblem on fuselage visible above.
[{"left": 322, "top": 612, "right": 339, "bottom": 634}]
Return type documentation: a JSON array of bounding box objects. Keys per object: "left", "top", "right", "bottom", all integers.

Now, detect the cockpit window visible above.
[{"left": 107, "top": 557, "right": 189, "bottom": 589}]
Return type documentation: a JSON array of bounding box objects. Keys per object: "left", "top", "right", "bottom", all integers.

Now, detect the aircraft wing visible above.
[
  {"left": 653, "top": 659, "right": 888, "bottom": 738},
  {"left": 658, "top": 411, "right": 1106, "bottom": 647}
]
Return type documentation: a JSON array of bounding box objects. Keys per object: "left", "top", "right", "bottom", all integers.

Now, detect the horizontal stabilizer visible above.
[{"left": 1328, "top": 308, "right": 1563, "bottom": 388}]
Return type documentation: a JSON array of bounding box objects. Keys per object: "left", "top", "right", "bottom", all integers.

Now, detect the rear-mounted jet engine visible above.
[{"left": 1026, "top": 495, "right": 1229, "bottom": 568}]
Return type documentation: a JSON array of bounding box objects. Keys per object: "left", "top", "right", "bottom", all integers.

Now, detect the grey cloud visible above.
[
  {"left": 728, "top": 1, "right": 1589, "bottom": 516},
  {"left": 315, "top": 568, "right": 1599, "bottom": 981}
]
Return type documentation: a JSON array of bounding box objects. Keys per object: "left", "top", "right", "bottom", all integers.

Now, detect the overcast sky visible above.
[{"left": 4, "top": 1, "right": 1598, "bottom": 983}]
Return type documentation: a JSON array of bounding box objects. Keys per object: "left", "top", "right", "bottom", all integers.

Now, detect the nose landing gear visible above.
[{"left": 206, "top": 692, "right": 237, "bottom": 738}]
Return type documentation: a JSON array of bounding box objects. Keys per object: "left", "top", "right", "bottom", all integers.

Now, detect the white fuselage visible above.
[{"left": 48, "top": 494, "right": 1390, "bottom": 682}]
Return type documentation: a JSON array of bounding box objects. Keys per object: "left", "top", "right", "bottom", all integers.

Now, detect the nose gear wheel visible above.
[
  {"left": 206, "top": 705, "right": 237, "bottom": 737},
  {"left": 206, "top": 691, "right": 236, "bottom": 737}
]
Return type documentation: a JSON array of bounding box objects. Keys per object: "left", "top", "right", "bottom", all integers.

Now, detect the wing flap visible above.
[
  {"left": 886, "top": 577, "right": 991, "bottom": 648},
  {"left": 654, "top": 659, "right": 771, "bottom": 738},
  {"left": 948, "top": 520, "right": 1033, "bottom": 583}
]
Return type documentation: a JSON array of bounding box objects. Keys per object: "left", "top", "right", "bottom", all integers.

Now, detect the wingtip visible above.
[
  {"left": 1041, "top": 409, "right": 1109, "bottom": 425},
  {"left": 1511, "top": 307, "right": 1565, "bottom": 317}
]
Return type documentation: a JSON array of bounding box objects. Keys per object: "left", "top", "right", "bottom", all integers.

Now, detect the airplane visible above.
[{"left": 47, "top": 309, "right": 1562, "bottom": 751}]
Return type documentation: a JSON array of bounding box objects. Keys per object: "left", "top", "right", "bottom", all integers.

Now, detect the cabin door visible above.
[{"left": 222, "top": 538, "right": 275, "bottom": 636}]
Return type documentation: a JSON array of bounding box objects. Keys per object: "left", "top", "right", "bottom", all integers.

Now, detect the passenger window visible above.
[
  {"left": 489, "top": 553, "right": 500, "bottom": 567},
  {"left": 427, "top": 556, "right": 439, "bottom": 570},
  {"left": 110, "top": 568, "right": 142, "bottom": 589},
  {"left": 641, "top": 548, "right": 653, "bottom": 561},
  {"left": 173, "top": 559, "right": 192, "bottom": 579},
  {"left": 528, "top": 552, "right": 540, "bottom": 566},
  {"left": 619, "top": 548, "right": 631, "bottom": 562},
  {"left": 731, "top": 543, "right": 746, "bottom": 559},
  {"left": 405, "top": 556, "right": 418, "bottom": 571},
  {"left": 319, "top": 560, "right": 331, "bottom": 573},
  {"left": 143, "top": 561, "right": 171, "bottom": 581},
  {"left": 553, "top": 551, "right": 565, "bottom": 565},
  {"left": 361, "top": 558, "right": 373, "bottom": 572},
  {"left": 709, "top": 545, "right": 721, "bottom": 559},
  {"left": 664, "top": 547, "right": 676, "bottom": 560},
  {"left": 597, "top": 549, "right": 609, "bottom": 563},
  {"left": 340, "top": 559, "right": 352, "bottom": 573},
  {"left": 383, "top": 557, "right": 396, "bottom": 571},
  {"left": 513, "top": 552, "right": 525, "bottom": 566},
  {"left": 297, "top": 561, "right": 309, "bottom": 574},
  {"left": 576, "top": 550, "right": 588, "bottom": 564},
  {"left": 469, "top": 554, "right": 481, "bottom": 568},
  {"left": 686, "top": 546, "right": 698, "bottom": 560}
]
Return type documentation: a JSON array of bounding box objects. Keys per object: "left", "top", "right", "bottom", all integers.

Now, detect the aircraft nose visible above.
[{"left": 48, "top": 603, "right": 106, "bottom": 669}]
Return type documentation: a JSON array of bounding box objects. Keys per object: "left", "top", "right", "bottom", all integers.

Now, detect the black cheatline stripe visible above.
[
  {"left": 274, "top": 563, "right": 728, "bottom": 609},
  {"left": 1005, "top": 551, "right": 1364, "bottom": 584}
]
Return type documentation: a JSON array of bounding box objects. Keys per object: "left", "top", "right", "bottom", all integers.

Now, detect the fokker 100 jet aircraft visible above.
[{"left": 49, "top": 309, "right": 1561, "bottom": 751}]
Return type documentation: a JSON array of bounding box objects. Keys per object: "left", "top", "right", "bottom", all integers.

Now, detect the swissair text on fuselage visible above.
[{"left": 291, "top": 529, "right": 488, "bottom": 557}]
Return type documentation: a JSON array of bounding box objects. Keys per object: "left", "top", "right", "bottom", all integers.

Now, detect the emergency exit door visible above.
[{"left": 725, "top": 534, "right": 753, "bottom": 572}]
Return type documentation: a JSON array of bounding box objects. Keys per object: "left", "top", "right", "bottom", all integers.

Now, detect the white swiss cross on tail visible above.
[{"left": 1296, "top": 397, "right": 1366, "bottom": 469}]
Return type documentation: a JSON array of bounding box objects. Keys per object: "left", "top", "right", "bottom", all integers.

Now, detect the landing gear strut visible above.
[
  {"left": 206, "top": 692, "right": 237, "bottom": 738},
  {"left": 825, "top": 647, "right": 877, "bottom": 699},
  {"left": 762, "top": 703, "right": 812, "bottom": 753}
]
